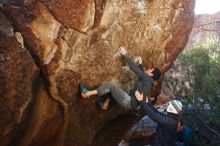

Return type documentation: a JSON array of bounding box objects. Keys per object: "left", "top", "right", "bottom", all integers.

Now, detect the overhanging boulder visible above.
[{"left": 0, "top": 0, "right": 195, "bottom": 145}]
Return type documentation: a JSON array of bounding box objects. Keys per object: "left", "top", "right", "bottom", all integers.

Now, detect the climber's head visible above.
[{"left": 146, "top": 67, "right": 161, "bottom": 81}]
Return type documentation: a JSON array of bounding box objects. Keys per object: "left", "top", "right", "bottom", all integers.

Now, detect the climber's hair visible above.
[{"left": 151, "top": 68, "right": 161, "bottom": 81}]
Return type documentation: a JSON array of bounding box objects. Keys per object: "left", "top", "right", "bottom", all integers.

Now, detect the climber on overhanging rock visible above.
[
  {"left": 80, "top": 46, "right": 161, "bottom": 110},
  {"left": 135, "top": 91, "right": 183, "bottom": 146}
]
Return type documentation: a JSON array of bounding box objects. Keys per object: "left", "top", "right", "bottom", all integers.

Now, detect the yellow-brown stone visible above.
[{"left": 1, "top": 0, "right": 195, "bottom": 145}]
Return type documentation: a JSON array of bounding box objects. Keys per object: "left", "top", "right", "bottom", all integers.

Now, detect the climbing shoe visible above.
[
  {"left": 80, "top": 82, "right": 89, "bottom": 98},
  {"left": 98, "top": 98, "right": 110, "bottom": 110}
]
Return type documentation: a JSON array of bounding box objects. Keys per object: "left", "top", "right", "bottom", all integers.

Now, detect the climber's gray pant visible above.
[{"left": 97, "top": 83, "right": 132, "bottom": 110}]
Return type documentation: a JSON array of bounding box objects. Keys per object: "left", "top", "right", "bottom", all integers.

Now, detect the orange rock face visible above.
[
  {"left": 186, "top": 12, "right": 220, "bottom": 48},
  {"left": 0, "top": 12, "right": 38, "bottom": 145},
  {"left": 1, "top": 0, "right": 195, "bottom": 145}
]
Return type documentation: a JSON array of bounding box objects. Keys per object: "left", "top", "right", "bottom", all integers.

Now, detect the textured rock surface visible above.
[
  {"left": 186, "top": 11, "right": 220, "bottom": 48},
  {"left": 0, "top": 12, "right": 38, "bottom": 145},
  {"left": 1, "top": 0, "right": 195, "bottom": 145},
  {"left": 162, "top": 12, "right": 220, "bottom": 98}
]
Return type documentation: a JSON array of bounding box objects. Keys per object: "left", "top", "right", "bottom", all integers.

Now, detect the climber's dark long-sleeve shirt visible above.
[
  {"left": 140, "top": 101, "right": 178, "bottom": 146},
  {"left": 124, "top": 55, "right": 154, "bottom": 107}
]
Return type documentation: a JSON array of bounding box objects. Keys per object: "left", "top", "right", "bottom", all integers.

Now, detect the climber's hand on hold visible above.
[{"left": 119, "top": 46, "right": 127, "bottom": 55}]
